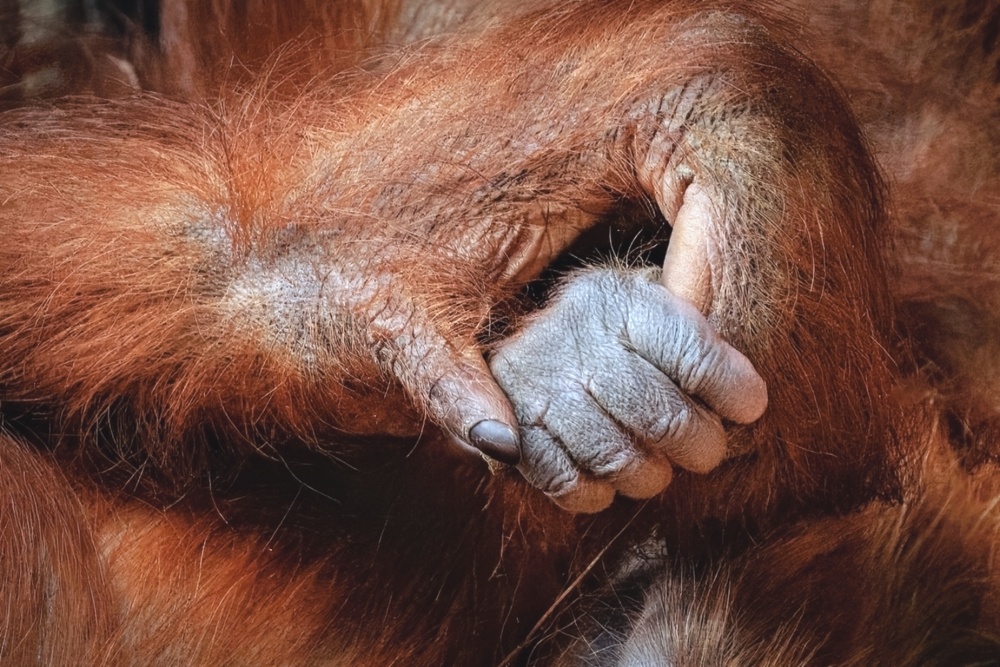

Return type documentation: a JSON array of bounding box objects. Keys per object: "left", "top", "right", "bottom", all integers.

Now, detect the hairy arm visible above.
[{"left": 0, "top": 2, "right": 892, "bottom": 510}]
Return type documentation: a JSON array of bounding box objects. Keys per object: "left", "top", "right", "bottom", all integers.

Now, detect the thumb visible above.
[
  {"left": 382, "top": 316, "right": 521, "bottom": 464},
  {"left": 661, "top": 180, "right": 768, "bottom": 423},
  {"left": 661, "top": 181, "right": 714, "bottom": 313}
]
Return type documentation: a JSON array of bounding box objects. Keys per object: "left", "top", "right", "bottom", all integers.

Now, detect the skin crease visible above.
[
  {"left": 539, "top": 0, "right": 1000, "bottom": 664},
  {"left": 0, "top": 0, "right": 939, "bottom": 665}
]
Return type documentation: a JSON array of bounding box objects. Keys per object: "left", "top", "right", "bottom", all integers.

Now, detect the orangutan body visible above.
[{"left": 0, "top": 0, "right": 996, "bottom": 665}]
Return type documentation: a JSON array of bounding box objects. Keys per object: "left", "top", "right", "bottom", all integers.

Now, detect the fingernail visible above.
[{"left": 469, "top": 420, "right": 521, "bottom": 465}]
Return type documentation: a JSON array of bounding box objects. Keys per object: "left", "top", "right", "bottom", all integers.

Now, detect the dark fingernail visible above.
[{"left": 469, "top": 420, "right": 521, "bottom": 465}]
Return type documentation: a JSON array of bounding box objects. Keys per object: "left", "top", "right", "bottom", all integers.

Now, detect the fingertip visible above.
[
  {"left": 740, "top": 372, "right": 769, "bottom": 424},
  {"left": 614, "top": 457, "right": 674, "bottom": 500},
  {"left": 723, "top": 359, "right": 769, "bottom": 424},
  {"left": 660, "top": 182, "right": 714, "bottom": 314},
  {"left": 693, "top": 340, "right": 769, "bottom": 425},
  {"left": 550, "top": 480, "right": 615, "bottom": 514},
  {"left": 469, "top": 419, "right": 521, "bottom": 465},
  {"left": 655, "top": 408, "right": 726, "bottom": 474},
  {"left": 415, "top": 344, "right": 521, "bottom": 463}
]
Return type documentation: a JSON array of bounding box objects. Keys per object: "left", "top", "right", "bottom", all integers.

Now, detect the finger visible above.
[
  {"left": 584, "top": 350, "right": 725, "bottom": 474},
  {"left": 648, "top": 399, "right": 726, "bottom": 474},
  {"left": 518, "top": 426, "right": 615, "bottom": 513},
  {"left": 550, "top": 480, "right": 616, "bottom": 513},
  {"left": 588, "top": 353, "right": 728, "bottom": 473},
  {"left": 386, "top": 319, "right": 520, "bottom": 464},
  {"left": 543, "top": 390, "right": 674, "bottom": 498},
  {"left": 655, "top": 291, "right": 767, "bottom": 424},
  {"left": 657, "top": 181, "right": 768, "bottom": 423},
  {"left": 613, "top": 457, "right": 673, "bottom": 499},
  {"left": 661, "top": 181, "right": 715, "bottom": 312},
  {"left": 623, "top": 281, "right": 767, "bottom": 425},
  {"left": 585, "top": 348, "right": 686, "bottom": 443},
  {"left": 544, "top": 391, "right": 636, "bottom": 477}
]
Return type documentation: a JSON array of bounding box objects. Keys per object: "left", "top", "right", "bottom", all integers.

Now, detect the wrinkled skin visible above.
[
  {"left": 5, "top": 2, "right": 862, "bottom": 503},
  {"left": 535, "top": 0, "right": 1000, "bottom": 663},
  {"left": 0, "top": 1, "right": 902, "bottom": 665},
  {"left": 492, "top": 267, "right": 765, "bottom": 512}
]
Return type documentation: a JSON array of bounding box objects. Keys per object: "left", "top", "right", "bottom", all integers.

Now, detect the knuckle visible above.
[
  {"left": 489, "top": 353, "right": 529, "bottom": 393},
  {"left": 561, "top": 269, "right": 625, "bottom": 316},
  {"left": 515, "top": 397, "right": 550, "bottom": 428},
  {"left": 519, "top": 430, "right": 579, "bottom": 495},
  {"left": 578, "top": 446, "right": 632, "bottom": 478},
  {"left": 689, "top": 342, "right": 723, "bottom": 387},
  {"left": 546, "top": 406, "right": 631, "bottom": 476},
  {"left": 563, "top": 267, "right": 610, "bottom": 294},
  {"left": 653, "top": 404, "right": 693, "bottom": 444},
  {"left": 538, "top": 468, "right": 579, "bottom": 497}
]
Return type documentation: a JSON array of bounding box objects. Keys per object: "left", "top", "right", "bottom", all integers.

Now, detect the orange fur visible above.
[{"left": 0, "top": 0, "right": 991, "bottom": 665}]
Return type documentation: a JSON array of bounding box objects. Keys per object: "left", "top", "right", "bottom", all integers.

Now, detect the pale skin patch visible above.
[{"left": 490, "top": 267, "right": 768, "bottom": 512}]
